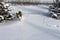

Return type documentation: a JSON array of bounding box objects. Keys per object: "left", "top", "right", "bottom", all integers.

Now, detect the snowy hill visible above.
[{"left": 0, "top": 5, "right": 60, "bottom": 40}]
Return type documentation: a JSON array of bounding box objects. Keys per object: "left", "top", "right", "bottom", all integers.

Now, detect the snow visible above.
[{"left": 0, "top": 5, "right": 60, "bottom": 40}]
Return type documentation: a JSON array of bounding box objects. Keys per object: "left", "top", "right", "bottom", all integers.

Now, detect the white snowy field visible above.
[{"left": 0, "top": 5, "right": 60, "bottom": 40}]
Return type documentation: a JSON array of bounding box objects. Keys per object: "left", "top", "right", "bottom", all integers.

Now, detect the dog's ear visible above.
[{"left": 19, "top": 11, "right": 22, "bottom": 13}]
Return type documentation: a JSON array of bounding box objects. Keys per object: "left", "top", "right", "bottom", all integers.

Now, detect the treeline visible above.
[{"left": 6, "top": 1, "right": 53, "bottom": 5}]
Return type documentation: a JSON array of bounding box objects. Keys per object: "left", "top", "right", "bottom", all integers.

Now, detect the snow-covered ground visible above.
[{"left": 0, "top": 5, "right": 60, "bottom": 40}]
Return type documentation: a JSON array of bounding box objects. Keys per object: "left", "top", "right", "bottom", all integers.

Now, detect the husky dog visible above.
[{"left": 16, "top": 11, "right": 23, "bottom": 22}]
